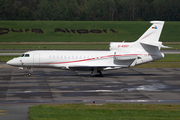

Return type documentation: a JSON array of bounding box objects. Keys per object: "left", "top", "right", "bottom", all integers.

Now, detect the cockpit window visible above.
[
  {"left": 20, "top": 54, "right": 24, "bottom": 57},
  {"left": 20, "top": 54, "right": 30, "bottom": 57},
  {"left": 25, "top": 54, "right": 30, "bottom": 57}
]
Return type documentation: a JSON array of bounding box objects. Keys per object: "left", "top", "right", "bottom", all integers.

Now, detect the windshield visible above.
[
  {"left": 20, "top": 54, "right": 30, "bottom": 57},
  {"left": 25, "top": 54, "right": 30, "bottom": 57},
  {"left": 20, "top": 54, "right": 24, "bottom": 57}
]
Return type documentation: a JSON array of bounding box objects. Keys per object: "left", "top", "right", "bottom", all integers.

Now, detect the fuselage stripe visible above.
[{"left": 40, "top": 54, "right": 148, "bottom": 65}]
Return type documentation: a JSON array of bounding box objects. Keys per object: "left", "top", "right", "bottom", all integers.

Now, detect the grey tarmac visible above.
[
  {"left": 0, "top": 66, "right": 180, "bottom": 120},
  {"left": 0, "top": 66, "right": 180, "bottom": 104}
]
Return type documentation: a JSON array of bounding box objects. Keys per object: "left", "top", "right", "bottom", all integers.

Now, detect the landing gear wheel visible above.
[
  {"left": 25, "top": 67, "right": 33, "bottom": 77},
  {"left": 25, "top": 73, "right": 33, "bottom": 77}
]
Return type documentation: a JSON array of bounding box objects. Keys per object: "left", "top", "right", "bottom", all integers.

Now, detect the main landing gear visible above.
[
  {"left": 25, "top": 67, "right": 33, "bottom": 77},
  {"left": 91, "top": 68, "right": 102, "bottom": 76}
]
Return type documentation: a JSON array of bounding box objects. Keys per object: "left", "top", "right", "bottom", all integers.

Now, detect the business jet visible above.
[{"left": 6, "top": 21, "right": 169, "bottom": 76}]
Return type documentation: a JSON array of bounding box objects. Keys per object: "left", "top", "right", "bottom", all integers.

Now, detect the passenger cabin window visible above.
[{"left": 25, "top": 54, "right": 30, "bottom": 57}]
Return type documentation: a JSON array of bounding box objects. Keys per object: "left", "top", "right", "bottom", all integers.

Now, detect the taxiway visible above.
[
  {"left": 0, "top": 66, "right": 180, "bottom": 104},
  {"left": 1, "top": 66, "right": 180, "bottom": 119}
]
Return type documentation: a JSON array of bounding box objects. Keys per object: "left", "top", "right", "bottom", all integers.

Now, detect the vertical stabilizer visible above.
[{"left": 137, "top": 21, "right": 164, "bottom": 43}]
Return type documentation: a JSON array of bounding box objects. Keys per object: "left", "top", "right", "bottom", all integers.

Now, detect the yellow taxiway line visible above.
[{"left": 0, "top": 110, "right": 7, "bottom": 115}]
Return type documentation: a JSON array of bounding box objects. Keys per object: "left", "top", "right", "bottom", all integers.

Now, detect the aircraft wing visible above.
[
  {"left": 115, "top": 55, "right": 137, "bottom": 60},
  {"left": 114, "top": 55, "right": 137, "bottom": 67},
  {"left": 57, "top": 65, "right": 129, "bottom": 71},
  {"left": 55, "top": 55, "right": 138, "bottom": 71},
  {"left": 68, "top": 66, "right": 106, "bottom": 71}
]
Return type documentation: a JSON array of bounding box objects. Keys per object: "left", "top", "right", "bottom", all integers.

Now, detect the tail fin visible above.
[
  {"left": 137, "top": 21, "right": 170, "bottom": 49},
  {"left": 137, "top": 21, "right": 164, "bottom": 42}
]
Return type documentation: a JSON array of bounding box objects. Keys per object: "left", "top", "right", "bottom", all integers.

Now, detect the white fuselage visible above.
[{"left": 6, "top": 50, "right": 163, "bottom": 71}]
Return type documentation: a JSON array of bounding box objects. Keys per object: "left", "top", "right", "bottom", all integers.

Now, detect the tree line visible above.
[{"left": 0, "top": 0, "right": 180, "bottom": 21}]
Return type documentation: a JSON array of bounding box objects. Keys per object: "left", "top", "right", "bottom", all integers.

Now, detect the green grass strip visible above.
[
  {"left": 1, "top": 21, "right": 180, "bottom": 42},
  {"left": 133, "top": 62, "right": 180, "bottom": 68},
  {"left": 155, "top": 54, "right": 180, "bottom": 62},
  {"left": 0, "top": 44, "right": 179, "bottom": 50},
  {"left": 0, "top": 44, "right": 109, "bottom": 50},
  {"left": 28, "top": 103, "right": 180, "bottom": 120},
  {"left": 0, "top": 56, "right": 19, "bottom": 62}
]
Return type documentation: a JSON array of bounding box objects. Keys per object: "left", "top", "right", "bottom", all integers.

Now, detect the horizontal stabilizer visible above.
[
  {"left": 159, "top": 44, "right": 172, "bottom": 48},
  {"left": 140, "top": 41, "right": 171, "bottom": 48},
  {"left": 140, "top": 41, "right": 161, "bottom": 47}
]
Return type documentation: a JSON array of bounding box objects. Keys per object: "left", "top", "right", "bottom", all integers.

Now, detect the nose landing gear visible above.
[
  {"left": 26, "top": 73, "right": 33, "bottom": 77},
  {"left": 25, "top": 67, "right": 33, "bottom": 77}
]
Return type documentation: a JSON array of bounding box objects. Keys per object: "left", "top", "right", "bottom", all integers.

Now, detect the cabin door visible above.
[{"left": 33, "top": 54, "right": 40, "bottom": 66}]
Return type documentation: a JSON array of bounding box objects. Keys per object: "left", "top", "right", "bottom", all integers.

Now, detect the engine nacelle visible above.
[{"left": 109, "top": 42, "right": 132, "bottom": 51}]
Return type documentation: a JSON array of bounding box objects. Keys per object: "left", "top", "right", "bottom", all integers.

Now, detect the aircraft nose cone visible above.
[
  {"left": 6, "top": 60, "right": 13, "bottom": 65},
  {"left": 6, "top": 58, "right": 22, "bottom": 66},
  {"left": 6, "top": 58, "right": 18, "bottom": 66}
]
